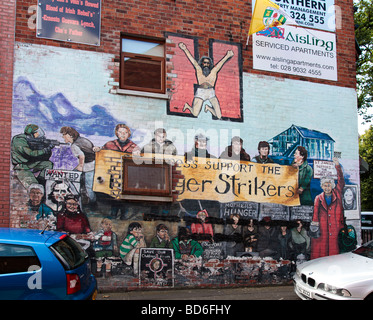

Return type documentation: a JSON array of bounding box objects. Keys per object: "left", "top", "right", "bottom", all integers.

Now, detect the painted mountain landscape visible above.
[{"left": 12, "top": 77, "right": 118, "bottom": 137}]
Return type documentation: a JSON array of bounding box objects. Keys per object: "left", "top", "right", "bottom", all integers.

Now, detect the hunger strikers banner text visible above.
[
  {"left": 93, "top": 152, "right": 300, "bottom": 206},
  {"left": 175, "top": 158, "right": 300, "bottom": 206}
]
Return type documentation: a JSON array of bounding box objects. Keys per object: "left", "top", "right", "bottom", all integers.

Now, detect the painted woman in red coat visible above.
[
  {"left": 191, "top": 209, "right": 214, "bottom": 242},
  {"left": 311, "top": 158, "right": 345, "bottom": 259}
]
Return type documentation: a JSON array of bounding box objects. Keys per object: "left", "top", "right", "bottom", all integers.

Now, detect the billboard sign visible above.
[
  {"left": 253, "top": 25, "right": 337, "bottom": 81},
  {"left": 36, "top": 0, "right": 101, "bottom": 46},
  {"left": 271, "top": 0, "right": 336, "bottom": 32}
]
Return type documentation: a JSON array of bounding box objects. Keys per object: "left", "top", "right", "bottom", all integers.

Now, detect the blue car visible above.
[{"left": 0, "top": 228, "right": 97, "bottom": 300}]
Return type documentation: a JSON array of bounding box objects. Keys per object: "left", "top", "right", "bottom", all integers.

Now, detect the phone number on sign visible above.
[
  {"left": 279, "top": 65, "right": 322, "bottom": 76},
  {"left": 290, "top": 12, "right": 325, "bottom": 25}
]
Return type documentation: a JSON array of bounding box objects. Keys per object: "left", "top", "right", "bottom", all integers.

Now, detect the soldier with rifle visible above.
[{"left": 11, "top": 124, "right": 67, "bottom": 189}]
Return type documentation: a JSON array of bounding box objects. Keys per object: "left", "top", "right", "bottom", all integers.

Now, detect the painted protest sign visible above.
[
  {"left": 45, "top": 169, "right": 82, "bottom": 183},
  {"left": 290, "top": 205, "right": 313, "bottom": 222},
  {"left": 139, "top": 248, "right": 174, "bottom": 287},
  {"left": 201, "top": 242, "right": 224, "bottom": 260},
  {"left": 220, "top": 202, "right": 259, "bottom": 219},
  {"left": 313, "top": 160, "right": 337, "bottom": 179},
  {"left": 259, "top": 203, "right": 290, "bottom": 221},
  {"left": 175, "top": 158, "right": 300, "bottom": 206},
  {"left": 342, "top": 185, "right": 359, "bottom": 219},
  {"left": 44, "top": 169, "right": 82, "bottom": 211}
]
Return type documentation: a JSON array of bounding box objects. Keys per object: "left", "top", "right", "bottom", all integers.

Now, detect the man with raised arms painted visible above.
[{"left": 178, "top": 42, "right": 234, "bottom": 119}]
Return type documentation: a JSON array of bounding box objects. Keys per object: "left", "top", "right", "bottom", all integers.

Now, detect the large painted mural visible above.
[{"left": 10, "top": 37, "right": 360, "bottom": 289}]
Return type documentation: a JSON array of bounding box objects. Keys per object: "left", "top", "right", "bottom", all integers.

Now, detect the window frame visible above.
[
  {"left": 49, "top": 236, "right": 88, "bottom": 271},
  {"left": 120, "top": 33, "right": 166, "bottom": 94},
  {"left": 122, "top": 158, "right": 172, "bottom": 197},
  {"left": 0, "top": 243, "right": 41, "bottom": 275}
]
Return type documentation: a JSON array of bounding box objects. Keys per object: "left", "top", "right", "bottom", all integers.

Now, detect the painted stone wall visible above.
[{"left": 10, "top": 40, "right": 359, "bottom": 290}]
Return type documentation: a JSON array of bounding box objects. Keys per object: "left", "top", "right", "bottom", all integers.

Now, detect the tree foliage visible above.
[
  {"left": 355, "top": 0, "right": 373, "bottom": 123},
  {"left": 359, "top": 126, "right": 373, "bottom": 210}
]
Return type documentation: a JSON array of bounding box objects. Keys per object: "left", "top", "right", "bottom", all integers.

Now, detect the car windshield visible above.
[
  {"left": 353, "top": 241, "right": 373, "bottom": 259},
  {"left": 50, "top": 236, "right": 88, "bottom": 270}
]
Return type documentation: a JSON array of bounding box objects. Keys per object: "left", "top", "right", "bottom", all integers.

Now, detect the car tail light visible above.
[
  {"left": 59, "top": 234, "right": 68, "bottom": 240},
  {"left": 66, "top": 273, "right": 81, "bottom": 295}
]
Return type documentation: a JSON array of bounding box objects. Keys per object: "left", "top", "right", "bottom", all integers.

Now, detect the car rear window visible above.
[
  {"left": 0, "top": 243, "right": 41, "bottom": 275},
  {"left": 50, "top": 236, "right": 88, "bottom": 270},
  {"left": 353, "top": 241, "right": 373, "bottom": 259}
]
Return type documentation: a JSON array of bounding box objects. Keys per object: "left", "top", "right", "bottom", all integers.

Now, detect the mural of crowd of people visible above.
[{"left": 10, "top": 119, "right": 359, "bottom": 286}]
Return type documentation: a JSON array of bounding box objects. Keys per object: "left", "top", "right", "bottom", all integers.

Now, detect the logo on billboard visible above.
[{"left": 263, "top": 7, "right": 287, "bottom": 28}]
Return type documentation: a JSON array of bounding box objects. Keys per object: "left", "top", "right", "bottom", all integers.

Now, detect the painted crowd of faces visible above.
[{"left": 12, "top": 123, "right": 358, "bottom": 278}]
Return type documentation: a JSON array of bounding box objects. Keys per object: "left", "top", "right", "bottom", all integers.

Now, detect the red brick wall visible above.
[
  {"left": 14, "top": 0, "right": 356, "bottom": 89},
  {"left": 0, "top": 0, "right": 16, "bottom": 227},
  {"left": 167, "top": 35, "right": 197, "bottom": 115},
  {"left": 212, "top": 41, "right": 242, "bottom": 119}
]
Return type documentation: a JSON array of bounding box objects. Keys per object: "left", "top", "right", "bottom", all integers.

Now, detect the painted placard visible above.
[
  {"left": 220, "top": 201, "right": 259, "bottom": 219},
  {"left": 259, "top": 203, "right": 290, "bottom": 220},
  {"left": 45, "top": 169, "right": 82, "bottom": 212},
  {"left": 313, "top": 160, "right": 337, "bottom": 179},
  {"left": 176, "top": 158, "right": 300, "bottom": 206},
  {"left": 253, "top": 25, "right": 337, "bottom": 81},
  {"left": 290, "top": 205, "right": 313, "bottom": 222},
  {"left": 201, "top": 242, "right": 224, "bottom": 260},
  {"left": 139, "top": 248, "right": 174, "bottom": 287},
  {"left": 342, "top": 185, "right": 359, "bottom": 219}
]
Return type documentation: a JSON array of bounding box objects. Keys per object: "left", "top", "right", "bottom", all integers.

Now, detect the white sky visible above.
[{"left": 358, "top": 112, "right": 373, "bottom": 136}]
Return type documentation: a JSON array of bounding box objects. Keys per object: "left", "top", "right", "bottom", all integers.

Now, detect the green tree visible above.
[
  {"left": 359, "top": 127, "right": 373, "bottom": 210},
  {"left": 355, "top": 0, "right": 373, "bottom": 122}
]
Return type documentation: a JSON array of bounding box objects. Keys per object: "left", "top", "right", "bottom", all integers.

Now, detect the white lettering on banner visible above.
[{"left": 253, "top": 26, "right": 337, "bottom": 81}]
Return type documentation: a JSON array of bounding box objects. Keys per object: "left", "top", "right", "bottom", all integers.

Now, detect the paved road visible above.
[{"left": 97, "top": 284, "right": 300, "bottom": 300}]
